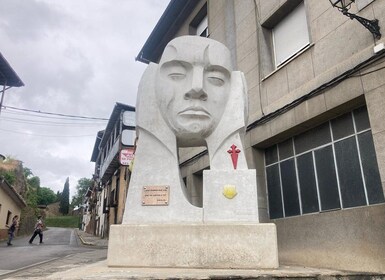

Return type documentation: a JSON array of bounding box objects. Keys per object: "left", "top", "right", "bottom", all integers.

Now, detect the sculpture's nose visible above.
[{"left": 185, "top": 67, "right": 207, "bottom": 101}]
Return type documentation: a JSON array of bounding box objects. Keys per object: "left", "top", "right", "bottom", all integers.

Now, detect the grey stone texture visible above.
[
  {"left": 276, "top": 204, "right": 385, "bottom": 273},
  {"left": 108, "top": 223, "right": 278, "bottom": 269},
  {"left": 203, "top": 170, "right": 259, "bottom": 222}
]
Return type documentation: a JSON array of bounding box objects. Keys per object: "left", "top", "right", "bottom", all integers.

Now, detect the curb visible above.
[
  {"left": 76, "top": 229, "right": 95, "bottom": 246},
  {"left": 0, "top": 257, "right": 62, "bottom": 279}
]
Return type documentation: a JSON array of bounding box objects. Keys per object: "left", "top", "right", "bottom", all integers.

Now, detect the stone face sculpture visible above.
[
  {"left": 156, "top": 37, "right": 233, "bottom": 146},
  {"left": 111, "top": 36, "right": 278, "bottom": 269},
  {"left": 122, "top": 36, "right": 256, "bottom": 224},
  {"left": 155, "top": 36, "right": 249, "bottom": 170}
]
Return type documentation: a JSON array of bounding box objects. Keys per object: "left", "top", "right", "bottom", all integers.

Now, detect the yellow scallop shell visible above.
[{"left": 223, "top": 185, "right": 237, "bottom": 199}]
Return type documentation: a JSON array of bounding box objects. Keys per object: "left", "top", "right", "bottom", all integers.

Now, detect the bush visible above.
[
  {"left": 45, "top": 216, "right": 79, "bottom": 228},
  {"left": 18, "top": 206, "right": 40, "bottom": 236},
  {"left": 0, "top": 171, "right": 16, "bottom": 185}
]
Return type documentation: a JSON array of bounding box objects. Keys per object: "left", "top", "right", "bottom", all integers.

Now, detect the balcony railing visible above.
[{"left": 99, "top": 138, "right": 120, "bottom": 181}]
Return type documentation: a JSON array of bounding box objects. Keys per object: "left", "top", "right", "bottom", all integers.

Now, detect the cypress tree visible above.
[{"left": 59, "top": 177, "right": 70, "bottom": 215}]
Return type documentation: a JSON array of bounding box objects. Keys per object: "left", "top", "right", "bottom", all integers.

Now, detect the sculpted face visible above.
[{"left": 156, "top": 36, "right": 233, "bottom": 146}]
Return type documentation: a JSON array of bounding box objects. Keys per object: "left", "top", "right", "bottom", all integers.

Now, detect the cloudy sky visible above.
[{"left": 0, "top": 0, "right": 169, "bottom": 197}]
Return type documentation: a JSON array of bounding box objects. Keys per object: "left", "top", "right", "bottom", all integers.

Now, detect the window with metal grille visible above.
[{"left": 265, "top": 106, "right": 384, "bottom": 219}]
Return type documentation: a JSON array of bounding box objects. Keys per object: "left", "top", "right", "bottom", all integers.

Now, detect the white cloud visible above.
[{"left": 0, "top": 0, "right": 169, "bottom": 195}]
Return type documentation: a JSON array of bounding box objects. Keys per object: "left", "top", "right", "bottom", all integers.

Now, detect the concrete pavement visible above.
[
  {"left": 8, "top": 260, "right": 385, "bottom": 280},
  {"left": 46, "top": 262, "right": 385, "bottom": 280}
]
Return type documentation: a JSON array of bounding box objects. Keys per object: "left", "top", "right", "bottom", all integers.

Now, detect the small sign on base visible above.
[{"left": 141, "top": 185, "right": 170, "bottom": 206}]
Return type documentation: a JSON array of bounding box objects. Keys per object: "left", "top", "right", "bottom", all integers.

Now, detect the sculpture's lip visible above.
[{"left": 179, "top": 107, "right": 210, "bottom": 117}]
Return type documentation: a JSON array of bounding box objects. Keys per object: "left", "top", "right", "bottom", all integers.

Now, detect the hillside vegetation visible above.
[{"left": 45, "top": 216, "right": 79, "bottom": 228}]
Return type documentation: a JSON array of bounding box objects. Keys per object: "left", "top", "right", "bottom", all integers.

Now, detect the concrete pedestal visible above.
[
  {"left": 203, "top": 170, "right": 259, "bottom": 222},
  {"left": 107, "top": 223, "right": 278, "bottom": 269}
]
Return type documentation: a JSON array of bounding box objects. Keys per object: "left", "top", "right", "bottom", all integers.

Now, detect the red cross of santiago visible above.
[{"left": 227, "top": 144, "right": 241, "bottom": 170}]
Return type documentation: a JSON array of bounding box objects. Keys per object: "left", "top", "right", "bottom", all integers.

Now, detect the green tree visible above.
[
  {"left": 0, "top": 170, "right": 16, "bottom": 185},
  {"left": 27, "top": 176, "right": 40, "bottom": 189},
  {"left": 71, "top": 177, "right": 93, "bottom": 207},
  {"left": 56, "top": 190, "right": 62, "bottom": 202},
  {"left": 25, "top": 187, "right": 38, "bottom": 208},
  {"left": 59, "top": 177, "right": 70, "bottom": 215},
  {"left": 37, "top": 187, "right": 57, "bottom": 205},
  {"left": 23, "top": 167, "right": 33, "bottom": 179}
]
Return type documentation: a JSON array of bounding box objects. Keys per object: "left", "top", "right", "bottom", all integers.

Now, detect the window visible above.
[
  {"left": 103, "top": 197, "right": 109, "bottom": 213},
  {"left": 190, "top": 3, "right": 208, "bottom": 37},
  {"left": 265, "top": 106, "right": 384, "bottom": 219},
  {"left": 123, "top": 111, "right": 136, "bottom": 128},
  {"left": 6, "top": 211, "right": 12, "bottom": 225},
  {"left": 115, "top": 175, "right": 120, "bottom": 205},
  {"left": 114, "top": 123, "right": 119, "bottom": 140},
  {"left": 196, "top": 15, "right": 208, "bottom": 37},
  {"left": 121, "top": 129, "right": 136, "bottom": 146},
  {"left": 110, "top": 189, "right": 116, "bottom": 207},
  {"left": 272, "top": 1, "right": 310, "bottom": 67}
]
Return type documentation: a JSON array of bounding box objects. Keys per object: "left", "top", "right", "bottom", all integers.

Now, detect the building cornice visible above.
[
  {"left": 0, "top": 177, "right": 27, "bottom": 208},
  {"left": 136, "top": 0, "right": 200, "bottom": 64}
]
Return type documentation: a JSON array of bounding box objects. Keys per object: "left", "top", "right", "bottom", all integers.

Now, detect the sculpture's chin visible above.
[
  {"left": 172, "top": 121, "right": 215, "bottom": 147},
  {"left": 173, "top": 116, "right": 214, "bottom": 135}
]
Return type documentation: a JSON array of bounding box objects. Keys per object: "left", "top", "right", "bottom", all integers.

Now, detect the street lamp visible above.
[{"left": 329, "top": 0, "right": 381, "bottom": 39}]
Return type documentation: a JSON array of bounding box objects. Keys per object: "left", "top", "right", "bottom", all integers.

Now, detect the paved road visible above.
[{"left": 0, "top": 227, "right": 94, "bottom": 277}]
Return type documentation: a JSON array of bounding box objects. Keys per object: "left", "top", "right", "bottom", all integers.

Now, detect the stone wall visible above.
[{"left": 276, "top": 203, "right": 385, "bottom": 273}]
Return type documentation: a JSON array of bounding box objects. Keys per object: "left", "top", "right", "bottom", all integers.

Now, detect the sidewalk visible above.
[
  {"left": 75, "top": 229, "right": 108, "bottom": 248},
  {"left": 24, "top": 260, "right": 385, "bottom": 280},
  {"left": 3, "top": 231, "right": 385, "bottom": 279}
]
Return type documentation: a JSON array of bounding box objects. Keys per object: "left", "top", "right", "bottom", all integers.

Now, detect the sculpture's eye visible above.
[
  {"left": 207, "top": 76, "right": 225, "bottom": 86},
  {"left": 160, "top": 61, "right": 189, "bottom": 82},
  {"left": 206, "top": 70, "right": 226, "bottom": 86},
  {"left": 168, "top": 73, "right": 186, "bottom": 81}
]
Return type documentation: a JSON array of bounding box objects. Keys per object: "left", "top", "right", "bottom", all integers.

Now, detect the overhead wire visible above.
[
  {"left": 0, "top": 116, "right": 108, "bottom": 127},
  {"left": 246, "top": 49, "right": 385, "bottom": 130},
  {"left": 0, "top": 105, "right": 108, "bottom": 137},
  {"left": 0, "top": 127, "right": 97, "bottom": 137},
  {"left": 2, "top": 109, "right": 107, "bottom": 122},
  {"left": 1, "top": 105, "right": 109, "bottom": 121}
]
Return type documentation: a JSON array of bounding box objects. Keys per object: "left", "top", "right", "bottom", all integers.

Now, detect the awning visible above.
[{"left": 0, "top": 52, "right": 24, "bottom": 87}]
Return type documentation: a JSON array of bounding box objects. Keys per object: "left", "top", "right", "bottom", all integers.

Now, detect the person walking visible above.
[
  {"left": 6, "top": 215, "right": 19, "bottom": 246},
  {"left": 29, "top": 215, "right": 44, "bottom": 244}
]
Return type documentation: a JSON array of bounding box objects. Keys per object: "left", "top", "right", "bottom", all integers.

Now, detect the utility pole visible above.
[{"left": 0, "top": 83, "right": 6, "bottom": 115}]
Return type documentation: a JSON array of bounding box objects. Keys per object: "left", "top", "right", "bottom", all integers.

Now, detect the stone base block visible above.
[
  {"left": 107, "top": 223, "right": 278, "bottom": 269},
  {"left": 203, "top": 170, "right": 259, "bottom": 222}
]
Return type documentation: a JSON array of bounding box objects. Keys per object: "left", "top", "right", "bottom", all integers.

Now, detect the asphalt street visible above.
[{"left": 0, "top": 227, "right": 97, "bottom": 278}]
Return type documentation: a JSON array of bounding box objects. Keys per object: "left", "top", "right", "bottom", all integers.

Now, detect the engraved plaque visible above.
[{"left": 142, "top": 185, "right": 170, "bottom": 206}]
